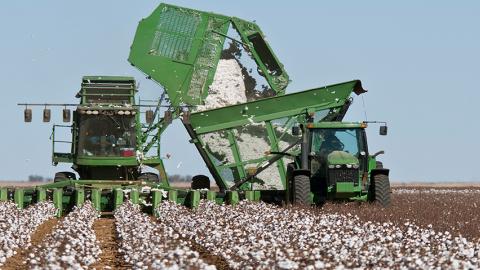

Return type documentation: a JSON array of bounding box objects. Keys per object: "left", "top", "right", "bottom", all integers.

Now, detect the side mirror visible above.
[
  {"left": 24, "top": 108, "right": 32, "bottom": 122},
  {"left": 380, "top": 125, "right": 388, "bottom": 136},
  {"left": 145, "top": 109, "right": 154, "bottom": 124},
  {"left": 43, "top": 108, "right": 51, "bottom": 122},
  {"left": 63, "top": 109, "right": 71, "bottom": 123},
  {"left": 372, "top": 150, "right": 385, "bottom": 158},
  {"left": 291, "top": 126, "right": 300, "bottom": 136}
]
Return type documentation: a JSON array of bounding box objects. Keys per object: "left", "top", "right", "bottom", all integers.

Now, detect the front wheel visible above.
[
  {"left": 293, "top": 174, "right": 310, "bottom": 205},
  {"left": 370, "top": 174, "right": 391, "bottom": 207}
]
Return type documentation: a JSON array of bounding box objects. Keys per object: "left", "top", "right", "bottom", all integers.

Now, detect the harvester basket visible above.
[{"left": 129, "top": 3, "right": 289, "bottom": 106}]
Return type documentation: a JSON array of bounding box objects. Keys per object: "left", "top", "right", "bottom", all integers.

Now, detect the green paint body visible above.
[
  {"left": 168, "top": 190, "right": 178, "bottom": 203},
  {"left": 91, "top": 189, "right": 102, "bottom": 211},
  {"left": 14, "top": 189, "right": 24, "bottom": 209},
  {"left": 207, "top": 191, "right": 217, "bottom": 202},
  {"left": 36, "top": 188, "right": 47, "bottom": 202},
  {"left": 0, "top": 189, "right": 7, "bottom": 201},
  {"left": 113, "top": 189, "right": 124, "bottom": 210},
  {"left": 130, "top": 189, "right": 139, "bottom": 204},
  {"left": 75, "top": 188, "right": 85, "bottom": 207},
  {"left": 129, "top": 3, "right": 289, "bottom": 106},
  {"left": 53, "top": 189, "right": 63, "bottom": 217}
]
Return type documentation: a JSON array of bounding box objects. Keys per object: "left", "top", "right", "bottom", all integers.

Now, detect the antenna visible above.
[{"left": 361, "top": 95, "right": 368, "bottom": 121}]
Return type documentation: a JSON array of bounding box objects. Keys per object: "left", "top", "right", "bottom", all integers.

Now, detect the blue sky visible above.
[{"left": 0, "top": 1, "right": 479, "bottom": 182}]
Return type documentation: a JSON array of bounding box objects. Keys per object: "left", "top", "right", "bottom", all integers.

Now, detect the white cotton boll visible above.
[
  {"left": 194, "top": 59, "right": 247, "bottom": 112},
  {"left": 114, "top": 201, "right": 215, "bottom": 269},
  {"left": 0, "top": 201, "right": 56, "bottom": 267},
  {"left": 155, "top": 199, "right": 480, "bottom": 269},
  {"left": 26, "top": 202, "right": 100, "bottom": 268}
]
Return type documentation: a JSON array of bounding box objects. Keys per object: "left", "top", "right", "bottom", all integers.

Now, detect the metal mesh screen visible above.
[
  {"left": 150, "top": 7, "right": 201, "bottom": 61},
  {"left": 188, "top": 18, "right": 229, "bottom": 100}
]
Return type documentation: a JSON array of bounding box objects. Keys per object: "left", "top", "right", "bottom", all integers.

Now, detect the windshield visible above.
[
  {"left": 78, "top": 114, "right": 136, "bottom": 157},
  {"left": 311, "top": 128, "right": 363, "bottom": 158}
]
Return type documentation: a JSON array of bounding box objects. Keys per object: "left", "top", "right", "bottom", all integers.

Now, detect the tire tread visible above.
[
  {"left": 374, "top": 174, "right": 391, "bottom": 207},
  {"left": 294, "top": 174, "right": 310, "bottom": 205}
]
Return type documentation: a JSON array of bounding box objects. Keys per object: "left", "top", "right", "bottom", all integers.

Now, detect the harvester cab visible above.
[{"left": 50, "top": 76, "right": 166, "bottom": 183}]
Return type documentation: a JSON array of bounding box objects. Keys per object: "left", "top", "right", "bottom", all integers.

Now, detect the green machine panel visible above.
[{"left": 129, "top": 3, "right": 289, "bottom": 106}]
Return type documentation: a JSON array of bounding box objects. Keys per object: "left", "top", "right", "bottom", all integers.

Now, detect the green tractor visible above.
[
  {"left": 184, "top": 80, "right": 391, "bottom": 207},
  {"left": 287, "top": 121, "right": 390, "bottom": 206}
]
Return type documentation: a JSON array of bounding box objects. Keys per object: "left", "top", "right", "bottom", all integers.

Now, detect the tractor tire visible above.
[
  {"left": 138, "top": 172, "right": 160, "bottom": 182},
  {"left": 191, "top": 175, "right": 210, "bottom": 190},
  {"left": 54, "top": 172, "right": 76, "bottom": 183},
  {"left": 293, "top": 174, "right": 310, "bottom": 205},
  {"left": 371, "top": 174, "right": 391, "bottom": 207}
]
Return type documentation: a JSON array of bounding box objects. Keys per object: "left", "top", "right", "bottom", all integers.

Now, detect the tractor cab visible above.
[{"left": 308, "top": 122, "right": 369, "bottom": 200}]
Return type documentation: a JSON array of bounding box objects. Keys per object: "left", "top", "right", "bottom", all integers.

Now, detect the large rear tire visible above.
[
  {"left": 371, "top": 174, "right": 391, "bottom": 207},
  {"left": 293, "top": 174, "right": 310, "bottom": 205},
  {"left": 191, "top": 175, "right": 210, "bottom": 190},
  {"left": 138, "top": 172, "right": 160, "bottom": 182},
  {"left": 54, "top": 172, "right": 76, "bottom": 183}
]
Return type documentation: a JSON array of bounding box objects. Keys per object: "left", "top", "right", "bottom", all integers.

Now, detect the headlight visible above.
[
  {"left": 117, "top": 110, "right": 125, "bottom": 115},
  {"left": 353, "top": 164, "right": 359, "bottom": 169},
  {"left": 346, "top": 164, "right": 353, "bottom": 168},
  {"left": 124, "top": 110, "right": 131, "bottom": 115},
  {"left": 328, "top": 165, "right": 334, "bottom": 169},
  {"left": 335, "top": 165, "right": 341, "bottom": 169}
]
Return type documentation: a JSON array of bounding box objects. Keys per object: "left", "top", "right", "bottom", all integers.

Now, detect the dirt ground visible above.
[
  {"left": 91, "top": 218, "right": 131, "bottom": 269},
  {"left": 319, "top": 187, "right": 480, "bottom": 240},
  {"left": 0, "top": 181, "right": 43, "bottom": 187},
  {"left": 2, "top": 218, "right": 59, "bottom": 270},
  {"left": 392, "top": 182, "right": 480, "bottom": 188}
]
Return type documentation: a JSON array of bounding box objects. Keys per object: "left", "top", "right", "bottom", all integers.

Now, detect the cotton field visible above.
[
  {"left": 0, "top": 202, "right": 56, "bottom": 266},
  {"left": 0, "top": 187, "right": 479, "bottom": 269},
  {"left": 114, "top": 201, "right": 215, "bottom": 270},
  {"left": 157, "top": 200, "right": 480, "bottom": 269},
  {"left": 27, "top": 202, "right": 100, "bottom": 269}
]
